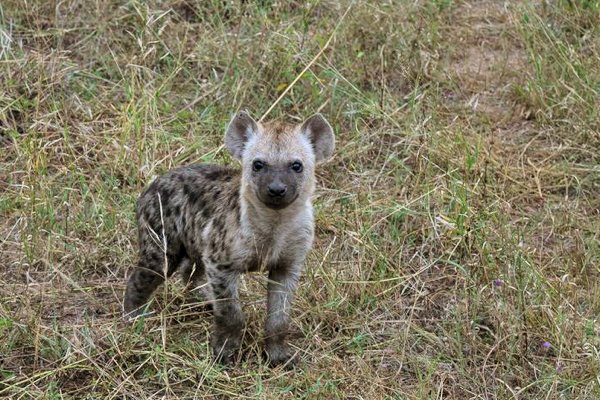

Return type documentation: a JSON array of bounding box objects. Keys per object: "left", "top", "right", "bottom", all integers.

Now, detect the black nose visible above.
[{"left": 267, "top": 182, "right": 287, "bottom": 197}]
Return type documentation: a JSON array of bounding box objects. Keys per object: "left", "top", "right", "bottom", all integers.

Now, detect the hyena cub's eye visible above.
[
  {"left": 252, "top": 160, "right": 265, "bottom": 172},
  {"left": 291, "top": 161, "right": 303, "bottom": 173}
]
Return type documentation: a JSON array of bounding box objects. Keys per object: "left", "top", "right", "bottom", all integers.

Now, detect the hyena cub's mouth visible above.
[{"left": 259, "top": 192, "right": 300, "bottom": 210}]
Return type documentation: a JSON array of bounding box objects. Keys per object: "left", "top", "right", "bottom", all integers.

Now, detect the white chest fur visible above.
[{"left": 240, "top": 198, "right": 315, "bottom": 269}]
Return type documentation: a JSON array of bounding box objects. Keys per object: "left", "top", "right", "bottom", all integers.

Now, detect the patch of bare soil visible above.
[{"left": 445, "top": 0, "right": 530, "bottom": 126}]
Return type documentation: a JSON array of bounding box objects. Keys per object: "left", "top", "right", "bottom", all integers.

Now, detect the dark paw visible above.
[
  {"left": 211, "top": 335, "right": 241, "bottom": 366},
  {"left": 123, "top": 304, "right": 153, "bottom": 322},
  {"left": 265, "top": 343, "right": 297, "bottom": 369}
]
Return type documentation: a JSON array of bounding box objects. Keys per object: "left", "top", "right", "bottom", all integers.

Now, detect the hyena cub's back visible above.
[{"left": 124, "top": 111, "right": 335, "bottom": 367}]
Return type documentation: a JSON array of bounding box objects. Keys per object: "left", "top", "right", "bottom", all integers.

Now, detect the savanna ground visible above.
[{"left": 0, "top": 0, "right": 599, "bottom": 398}]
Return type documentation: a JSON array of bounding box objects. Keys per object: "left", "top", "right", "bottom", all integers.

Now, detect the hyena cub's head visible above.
[{"left": 225, "top": 111, "right": 335, "bottom": 210}]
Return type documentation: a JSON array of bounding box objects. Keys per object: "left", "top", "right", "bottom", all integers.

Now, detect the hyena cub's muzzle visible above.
[{"left": 252, "top": 160, "right": 302, "bottom": 210}]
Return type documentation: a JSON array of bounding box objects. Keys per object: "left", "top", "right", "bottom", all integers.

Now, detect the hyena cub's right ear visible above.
[
  {"left": 225, "top": 110, "right": 259, "bottom": 160},
  {"left": 300, "top": 113, "right": 335, "bottom": 163}
]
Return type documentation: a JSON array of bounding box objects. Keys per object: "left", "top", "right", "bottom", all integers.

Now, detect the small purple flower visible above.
[
  {"left": 542, "top": 341, "right": 551, "bottom": 349},
  {"left": 493, "top": 278, "right": 503, "bottom": 287},
  {"left": 556, "top": 363, "right": 563, "bottom": 373}
]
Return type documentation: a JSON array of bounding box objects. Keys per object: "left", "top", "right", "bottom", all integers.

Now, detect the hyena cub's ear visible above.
[
  {"left": 300, "top": 113, "right": 335, "bottom": 163},
  {"left": 225, "top": 110, "right": 258, "bottom": 160}
]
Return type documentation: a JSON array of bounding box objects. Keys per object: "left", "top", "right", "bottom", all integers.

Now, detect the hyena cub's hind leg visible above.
[
  {"left": 180, "top": 258, "right": 214, "bottom": 313},
  {"left": 123, "top": 227, "right": 187, "bottom": 318},
  {"left": 180, "top": 257, "right": 206, "bottom": 290}
]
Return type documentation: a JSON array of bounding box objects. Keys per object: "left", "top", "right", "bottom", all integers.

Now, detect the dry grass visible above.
[{"left": 1, "top": 0, "right": 599, "bottom": 398}]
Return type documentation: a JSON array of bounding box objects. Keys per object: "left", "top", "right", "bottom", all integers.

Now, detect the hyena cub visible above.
[{"left": 124, "top": 111, "right": 335, "bottom": 366}]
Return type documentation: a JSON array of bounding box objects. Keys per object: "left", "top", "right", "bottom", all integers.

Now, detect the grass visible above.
[{"left": 1, "top": 0, "right": 599, "bottom": 398}]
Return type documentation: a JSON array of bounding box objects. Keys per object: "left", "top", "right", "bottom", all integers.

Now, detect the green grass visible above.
[{"left": 1, "top": 0, "right": 599, "bottom": 398}]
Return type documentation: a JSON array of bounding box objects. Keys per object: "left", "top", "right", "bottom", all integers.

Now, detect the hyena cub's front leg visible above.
[
  {"left": 265, "top": 263, "right": 302, "bottom": 367},
  {"left": 205, "top": 262, "right": 245, "bottom": 365}
]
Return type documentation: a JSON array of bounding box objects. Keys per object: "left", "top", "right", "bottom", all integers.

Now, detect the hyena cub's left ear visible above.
[
  {"left": 225, "top": 110, "right": 259, "bottom": 160},
  {"left": 301, "top": 113, "right": 335, "bottom": 163}
]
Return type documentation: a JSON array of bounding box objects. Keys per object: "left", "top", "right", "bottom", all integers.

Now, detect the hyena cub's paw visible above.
[
  {"left": 211, "top": 332, "right": 242, "bottom": 366},
  {"left": 122, "top": 300, "right": 151, "bottom": 322},
  {"left": 265, "top": 342, "right": 297, "bottom": 368}
]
